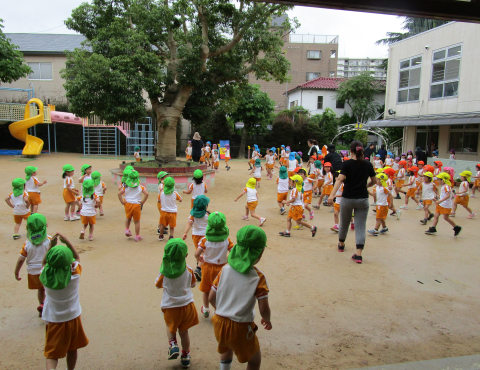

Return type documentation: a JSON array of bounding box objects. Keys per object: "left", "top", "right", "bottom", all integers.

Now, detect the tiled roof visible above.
[
  {"left": 4, "top": 33, "right": 87, "bottom": 54},
  {"left": 285, "top": 77, "right": 386, "bottom": 93}
]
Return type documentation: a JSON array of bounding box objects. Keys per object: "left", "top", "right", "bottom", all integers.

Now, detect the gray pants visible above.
[{"left": 338, "top": 198, "right": 369, "bottom": 249}]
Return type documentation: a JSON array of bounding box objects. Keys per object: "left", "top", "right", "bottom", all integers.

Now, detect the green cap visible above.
[
  {"left": 62, "top": 164, "right": 75, "bottom": 173},
  {"left": 126, "top": 170, "right": 140, "bottom": 188},
  {"left": 157, "top": 171, "right": 169, "bottom": 184},
  {"left": 39, "top": 246, "right": 75, "bottom": 290},
  {"left": 25, "top": 166, "right": 38, "bottom": 180},
  {"left": 121, "top": 165, "right": 134, "bottom": 183},
  {"left": 255, "top": 159, "right": 261, "bottom": 167},
  {"left": 193, "top": 169, "right": 203, "bottom": 179},
  {"left": 279, "top": 166, "right": 288, "bottom": 179},
  {"left": 12, "top": 178, "right": 26, "bottom": 197},
  {"left": 295, "top": 154, "right": 301, "bottom": 161},
  {"left": 27, "top": 213, "right": 47, "bottom": 246},
  {"left": 81, "top": 164, "right": 91, "bottom": 175},
  {"left": 190, "top": 195, "right": 210, "bottom": 218},
  {"left": 228, "top": 226, "right": 266, "bottom": 274},
  {"left": 206, "top": 211, "right": 229, "bottom": 242},
  {"left": 160, "top": 238, "right": 188, "bottom": 279},
  {"left": 314, "top": 160, "right": 322, "bottom": 169},
  {"left": 134, "top": 146, "right": 140, "bottom": 151},
  {"left": 163, "top": 177, "right": 175, "bottom": 195},
  {"left": 91, "top": 171, "right": 101, "bottom": 187},
  {"left": 82, "top": 179, "right": 95, "bottom": 197}
]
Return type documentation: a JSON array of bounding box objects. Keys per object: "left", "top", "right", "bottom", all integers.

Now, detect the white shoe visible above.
[
  {"left": 399, "top": 205, "right": 408, "bottom": 210},
  {"left": 396, "top": 210, "right": 402, "bottom": 220},
  {"left": 415, "top": 205, "right": 423, "bottom": 210},
  {"left": 64, "top": 215, "right": 70, "bottom": 221},
  {"left": 70, "top": 215, "right": 80, "bottom": 221},
  {"left": 370, "top": 202, "right": 377, "bottom": 206},
  {"left": 472, "top": 194, "right": 476, "bottom": 198}
]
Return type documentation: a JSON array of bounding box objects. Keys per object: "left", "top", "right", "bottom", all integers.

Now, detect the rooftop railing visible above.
[{"left": 288, "top": 34, "right": 339, "bottom": 44}]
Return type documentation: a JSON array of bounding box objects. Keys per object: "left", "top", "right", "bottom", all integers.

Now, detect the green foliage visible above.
[
  {"left": 193, "top": 111, "right": 233, "bottom": 144},
  {"left": 355, "top": 130, "right": 369, "bottom": 146},
  {"left": 0, "top": 19, "right": 32, "bottom": 83},
  {"left": 337, "top": 112, "right": 356, "bottom": 144},
  {"left": 385, "top": 127, "right": 403, "bottom": 143}
]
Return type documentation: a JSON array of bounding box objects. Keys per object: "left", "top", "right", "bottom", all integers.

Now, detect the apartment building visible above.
[{"left": 337, "top": 58, "right": 387, "bottom": 79}]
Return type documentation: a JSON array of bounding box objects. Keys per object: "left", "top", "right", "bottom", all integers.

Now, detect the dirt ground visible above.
[{"left": 1, "top": 153, "right": 480, "bottom": 370}]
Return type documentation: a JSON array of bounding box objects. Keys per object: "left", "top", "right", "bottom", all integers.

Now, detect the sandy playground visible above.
[{"left": 1, "top": 153, "right": 480, "bottom": 370}]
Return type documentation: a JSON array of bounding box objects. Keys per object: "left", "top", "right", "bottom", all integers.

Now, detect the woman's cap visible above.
[
  {"left": 81, "top": 164, "right": 91, "bottom": 175},
  {"left": 62, "top": 164, "right": 75, "bottom": 172},
  {"left": 401, "top": 153, "right": 406, "bottom": 156},
  {"left": 289, "top": 152, "right": 296, "bottom": 161},
  {"left": 121, "top": 166, "right": 134, "bottom": 183},
  {"left": 82, "top": 179, "right": 96, "bottom": 197},
  {"left": 27, "top": 213, "right": 47, "bottom": 245},
  {"left": 12, "top": 178, "right": 26, "bottom": 196},
  {"left": 423, "top": 171, "right": 434, "bottom": 178},
  {"left": 375, "top": 168, "right": 384, "bottom": 173},
  {"left": 40, "top": 246, "right": 75, "bottom": 290},
  {"left": 160, "top": 238, "right": 188, "bottom": 279},
  {"left": 206, "top": 211, "right": 229, "bottom": 242},
  {"left": 343, "top": 157, "right": 349, "bottom": 161},
  {"left": 193, "top": 169, "right": 203, "bottom": 179},
  {"left": 314, "top": 160, "right": 322, "bottom": 168},
  {"left": 91, "top": 171, "right": 102, "bottom": 186},
  {"left": 163, "top": 177, "right": 175, "bottom": 194},
  {"left": 125, "top": 170, "right": 140, "bottom": 188},
  {"left": 228, "top": 225, "right": 266, "bottom": 274},
  {"left": 190, "top": 195, "right": 210, "bottom": 218},
  {"left": 246, "top": 178, "right": 257, "bottom": 189},
  {"left": 424, "top": 165, "right": 435, "bottom": 173},
  {"left": 25, "top": 166, "right": 38, "bottom": 180}
]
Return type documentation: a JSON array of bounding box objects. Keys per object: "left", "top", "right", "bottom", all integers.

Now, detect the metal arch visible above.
[{"left": 331, "top": 123, "right": 390, "bottom": 145}]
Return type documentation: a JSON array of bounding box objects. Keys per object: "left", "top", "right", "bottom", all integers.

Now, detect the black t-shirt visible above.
[
  {"left": 323, "top": 152, "right": 343, "bottom": 172},
  {"left": 340, "top": 159, "right": 376, "bottom": 199}
]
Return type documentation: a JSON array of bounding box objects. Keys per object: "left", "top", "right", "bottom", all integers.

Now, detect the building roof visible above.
[
  {"left": 285, "top": 77, "right": 386, "bottom": 94},
  {"left": 4, "top": 33, "right": 87, "bottom": 54}
]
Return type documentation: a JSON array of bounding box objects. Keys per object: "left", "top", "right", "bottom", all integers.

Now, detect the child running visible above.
[
  {"left": 287, "top": 150, "right": 297, "bottom": 178},
  {"left": 234, "top": 178, "right": 266, "bottom": 226},
  {"left": 209, "top": 225, "right": 271, "bottom": 370},
  {"left": 118, "top": 170, "right": 149, "bottom": 241},
  {"left": 77, "top": 179, "right": 100, "bottom": 241},
  {"left": 400, "top": 166, "right": 422, "bottom": 210},
  {"left": 395, "top": 160, "right": 407, "bottom": 199},
  {"left": 91, "top": 171, "right": 107, "bottom": 216},
  {"left": 159, "top": 177, "right": 182, "bottom": 241},
  {"left": 425, "top": 173, "right": 462, "bottom": 236},
  {"left": 368, "top": 173, "right": 390, "bottom": 236},
  {"left": 331, "top": 171, "right": 344, "bottom": 232},
  {"left": 195, "top": 211, "right": 234, "bottom": 319},
  {"left": 451, "top": 171, "right": 476, "bottom": 219},
  {"left": 212, "top": 149, "right": 220, "bottom": 172},
  {"left": 373, "top": 154, "right": 383, "bottom": 170},
  {"left": 6, "top": 178, "right": 31, "bottom": 240},
  {"left": 314, "top": 162, "right": 333, "bottom": 209},
  {"left": 265, "top": 148, "right": 276, "bottom": 179},
  {"left": 134, "top": 146, "right": 141, "bottom": 162},
  {"left": 416, "top": 171, "right": 437, "bottom": 225},
  {"left": 183, "top": 169, "right": 208, "bottom": 209},
  {"left": 313, "top": 159, "right": 323, "bottom": 197},
  {"left": 472, "top": 164, "right": 480, "bottom": 197},
  {"left": 276, "top": 166, "right": 289, "bottom": 215},
  {"left": 298, "top": 168, "right": 316, "bottom": 219},
  {"left": 385, "top": 153, "right": 394, "bottom": 167},
  {"left": 62, "top": 164, "right": 80, "bottom": 221},
  {"left": 155, "top": 238, "right": 198, "bottom": 368},
  {"left": 205, "top": 141, "right": 212, "bottom": 167},
  {"left": 185, "top": 141, "right": 192, "bottom": 162},
  {"left": 224, "top": 144, "right": 231, "bottom": 171},
  {"left": 14, "top": 213, "right": 50, "bottom": 316},
  {"left": 41, "top": 233, "right": 89, "bottom": 370},
  {"left": 249, "top": 159, "right": 263, "bottom": 188},
  {"left": 25, "top": 166, "right": 46, "bottom": 214},
  {"left": 157, "top": 171, "right": 169, "bottom": 235}
]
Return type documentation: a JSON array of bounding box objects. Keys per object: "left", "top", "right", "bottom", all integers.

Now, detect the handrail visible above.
[{"left": 0, "top": 102, "right": 51, "bottom": 123}]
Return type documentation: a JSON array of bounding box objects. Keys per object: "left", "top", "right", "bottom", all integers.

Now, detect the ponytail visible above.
[
  {"left": 350, "top": 140, "right": 365, "bottom": 162},
  {"left": 62, "top": 172, "right": 67, "bottom": 179}
]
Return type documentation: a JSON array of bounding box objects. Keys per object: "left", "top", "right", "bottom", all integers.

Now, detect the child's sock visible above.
[
  {"left": 182, "top": 350, "right": 190, "bottom": 356},
  {"left": 220, "top": 359, "right": 233, "bottom": 370},
  {"left": 169, "top": 338, "right": 177, "bottom": 347}
]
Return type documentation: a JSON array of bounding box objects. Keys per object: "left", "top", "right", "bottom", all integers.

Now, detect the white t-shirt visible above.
[
  {"left": 224, "top": 149, "right": 230, "bottom": 158},
  {"left": 186, "top": 147, "right": 192, "bottom": 155},
  {"left": 439, "top": 185, "right": 453, "bottom": 208},
  {"left": 160, "top": 191, "right": 182, "bottom": 212},
  {"left": 387, "top": 178, "right": 395, "bottom": 196},
  {"left": 26, "top": 176, "right": 40, "bottom": 193},
  {"left": 397, "top": 168, "right": 405, "bottom": 180},
  {"left": 420, "top": 182, "right": 436, "bottom": 200},
  {"left": 408, "top": 175, "right": 417, "bottom": 189},
  {"left": 265, "top": 155, "right": 275, "bottom": 165},
  {"left": 335, "top": 184, "right": 344, "bottom": 205},
  {"left": 212, "top": 153, "right": 219, "bottom": 163},
  {"left": 458, "top": 181, "right": 469, "bottom": 196},
  {"left": 252, "top": 150, "right": 259, "bottom": 160},
  {"left": 155, "top": 266, "right": 196, "bottom": 309},
  {"left": 188, "top": 182, "right": 207, "bottom": 199},
  {"left": 392, "top": 162, "right": 399, "bottom": 171},
  {"left": 19, "top": 236, "right": 51, "bottom": 275},
  {"left": 122, "top": 185, "right": 145, "bottom": 204},
  {"left": 9, "top": 191, "right": 30, "bottom": 215},
  {"left": 375, "top": 185, "right": 390, "bottom": 206},
  {"left": 63, "top": 176, "right": 74, "bottom": 189},
  {"left": 288, "top": 160, "right": 297, "bottom": 171},
  {"left": 94, "top": 181, "right": 106, "bottom": 196},
  {"left": 188, "top": 214, "right": 209, "bottom": 236},
  {"left": 252, "top": 166, "right": 262, "bottom": 178},
  {"left": 134, "top": 151, "right": 140, "bottom": 159},
  {"left": 303, "top": 175, "right": 315, "bottom": 191},
  {"left": 198, "top": 237, "right": 234, "bottom": 265},
  {"left": 243, "top": 187, "right": 258, "bottom": 203},
  {"left": 277, "top": 177, "right": 289, "bottom": 193},
  {"left": 324, "top": 172, "right": 333, "bottom": 186},
  {"left": 385, "top": 158, "right": 394, "bottom": 166},
  {"left": 290, "top": 189, "right": 303, "bottom": 206},
  {"left": 374, "top": 159, "right": 382, "bottom": 169},
  {"left": 78, "top": 194, "right": 99, "bottom": 216}
]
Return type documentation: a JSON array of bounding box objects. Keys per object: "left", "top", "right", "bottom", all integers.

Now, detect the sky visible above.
[{"left": 1, "top": 1, "right": 405, "bottom": 59}]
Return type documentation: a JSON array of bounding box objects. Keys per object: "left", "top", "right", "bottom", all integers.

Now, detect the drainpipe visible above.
[{"left": 300, "top": 88, "right": 303, "bottom": 107}]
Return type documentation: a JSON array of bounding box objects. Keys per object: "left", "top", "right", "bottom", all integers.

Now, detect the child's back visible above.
[
  {"left": 21, "top": 237, "right": 51, "bottom": 276},
  {"left": 156, "top": 265, "right": 196, "bottom": 308}
]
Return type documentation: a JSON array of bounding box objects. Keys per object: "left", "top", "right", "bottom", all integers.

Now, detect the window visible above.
[
  {"left": 330, "top": 71, "right": 335, "bottom": 77},
  {"left": 430, "top": 44, "right": 461, "bottom": 99},
  {"left": 290, "top": 100, "right": 298, "bottom": 109},
  {"left": 28, "top": 62, "right": 53, "bottom": 80},
  {"left": 415, "top": 126, "right": 439, "bottom": 151},
  {"left": 317, "top": 96, "right": 323, "bottom": 109},
  {"left": 306, "top": 72, "right": 320, "bottom": 81},
  {"left": 397, "top": 55, "right": 422, "bottom": 103},
  {"left": 307, "top": 50, "right": 321, "bottom": 59},
  {"left": 336, "top": 99, "right": 345, "bottom": 109},
  {"left": 449, "top": 124, "right": 479, "bottom": 153},
  {"left": 331, "top": 50, "right": 336, "bottom": 58}
]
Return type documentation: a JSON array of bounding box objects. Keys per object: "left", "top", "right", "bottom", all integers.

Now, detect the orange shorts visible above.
[
  {"left": 28, "top": 274, "right": 43, "bottom": 290},
  {"left": 192, "top": 234, "right": 204, "bottom": 250},
  {"left": 423, "top": 199, "right": 433, "bottom": 205},
  {"left": 277, "top": 192, "right": 288, "bottom": 203},
  {"left": 455, "top": 195, "right": 469, "bottom": 206},
  {"left": 396, "top": 180, "right": 405, "bottom": 188},
  {"left": 249, "top": 159, "right": 255, "bottom": 164},
  {"left": 157, "top": 201, "right": 162, "bottom": 213},
  {"left": 334, "top": 203, "right": 340, "bottom": 212},
  {"left": 28, "top": 192, "right": 41, "bottom": 205},
  {"left": 191, "top": 198, "right": 195, "bottom": 209},
  {"left": 266, "top": 164, "right": 274, "bottom": 169},
  {"left": 247, "top": 201, "right": 258, "bottom": 211},
  {"left": 200, "top": 156, "right": 205, "bottom": 162},
  {"left": 214, "top": 162, "right": 219, "bottom": 168},
  {"left": 136, "top": 158, "right": 140, "bottom": 162},
  {"left": 162, "top": 302, "right": 199, "bottom": 334},
  {"left": 44, "top": 315, "right": 89, "bottom": 359},
  {"left": 199, "top": 262, "right": 224, "bottom": 293},
  {"left": 205, "top": 152, "right": 211, "bottom": 158},
  {"left": 323, "top": 185, "right": 333, "bottom": 196},
  {"left": 124, "top": 203, "right": 141, "bottom": 221},
  {"left": 475, "top": 179, "right": 480, "bottom": 187},
  {"left": 436, "top": 205, "right": 452, "bottom": 215},
  {"left": 99, "top": 196, "right": 104, "bottom": 204},
  {"left": 80, "top": 215, "right": 96, "bottom": 225},
  {"left": 254, "top": 178, "right": 261, "bottom": 182},
  {"left": 186, "top": 155, "right": 192, "bottom": 160},
  {"left": 304, "top": 190, "right": 312, "bottom": 204},
  {"left": 288, "top": 171, "right": 295, "bottom": 178},
  {"left": 14, "top": 213, "right": 30, "bottom": 224},
  {"left": 212, "top": 314, "right": 260, "bottom": 364},
  {"left": 376, "top": 205, "right": 388, "bottom": 219},
  {"left": 316, "top": 180, "right": 324, "bottom": 189},
  {"left": 288, "top": 205, "right": 303, "bottom": 221},
  {"left": 225, "top": 157, "right": 230, "bottom": 162},
  {"left": 63, "top": 188, "right": 76, "bottom": 203},
  {"left": 406, "top": 188, "right": 416, "bottom": 197},
  {"left": 160, "top": 211, "right": 177, "bottom": 228}
]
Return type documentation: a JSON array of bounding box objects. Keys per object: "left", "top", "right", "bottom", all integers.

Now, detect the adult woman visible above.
[
  {"left": 328, "top": 140, "right": 376, "bottom": 264},
  {"left": 191, "top": 132, "right": 203, "bottom": 162},
  {"left": 307, "top": 139, "right": 319, "bottom": 157}
]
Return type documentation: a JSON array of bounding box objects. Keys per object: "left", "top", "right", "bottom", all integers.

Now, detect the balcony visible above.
[{"left": 289, "top": 34, "right": 339, "bottom": 44}]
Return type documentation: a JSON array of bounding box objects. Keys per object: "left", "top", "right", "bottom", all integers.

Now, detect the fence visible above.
[{"left": 126, "top": 119, "right": 155, "bottom": 158}]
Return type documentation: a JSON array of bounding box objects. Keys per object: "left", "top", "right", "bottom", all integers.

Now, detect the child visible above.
[
  {"left": 183, "top": 169, "right": 208, "bottom": 209},
  {"left": 287, "top": 150, "right": 297, "bottom": 178},
  {"left": 77, "top": 180, "right": 100, "bottom": 241},
  {"left": 155, "top": 238, "right": 199, "bottom": 367},
  {"left": 279, "top": 175, "right": 317, "bottom": 237},
  {"left": 212, "top": 149, "right": 220, "bottom": 172},
  {"left": 313, "top": 160, "right": 323, "bottom": 197},
  {"left": 182, "top": 195, "right": 210, "bottom": 281},
  {"left": 185, "top": 141, "right": 193, "bottom": 162},
  {"left": 118, "top": 165, "right": 134, "bottom": 191},
  {"left": 373, "top": 154, "right": 383, "bottom": 170},
  {"left": 383, "top": 167, "right": 402, "bottom": 220},
  {"left": 451, "top": 171, "right": 476, "bottom": 218},
  {"left": 6, "top": 178, "right": 31, "bottom": 240},
  {"left": 296, "top": 153, "right": 303, "bottom": 167},
  {"left": 298, "top": 168, "right": 315, "bottom": 219},
  {"left": 224, "top": 144, "right": 231, "bottom": 170},
  {"left": 425, "top": 173, "right": 462, "bottom": 236},
  {"left": 392, "top": 157, "right": 400, "bottom": 175},
  {"left": 276, "top": 166, "right": 289, "bottom": 215},
  {"left": 234, "top": 178, "right": 266, "bottom": 226},
  {"left": 400, "top": 166, "right": 422, "bottom": 210},
  {"left": 331, "top": 171, "right": 344, "bottom": 232},
  {"left": 134, "top": 146, "right": 141, "bottom": 162},
  {"left": 406, "top": 150, "right": 413, "bottom": 167},
  {"left": 314, "top": 162, "right": 333, "bottom": 208},
  {"left": 91, "top": 171, "right": 107, "bottom": 216},
  {"left": 25, "top": 166, "right": 46, "bottom": 214},
  {"left": 14, "top": 213, "right": 50, "bottom": 316},
  {"left": 62, "top": 164, "right": 80, "bottom": 221},
  {"left": 395, "top": 160, "right": 407, "bottom": 199},
  {"left": 249, "top": 159, "right": 263, "bottom": 188},
  {"left": 208, "top": 225, "right": 271, "bottom": 370},
  {"left": 368, "top": 173, "right": 390, "bottom": 236},
  {"left": 265, "top": 148, "right": 276, "bottom": 179},
  {"left": 205, "top": 141, "right": 212, "bottom": 167},
  {"left": 449, "top": 149, "right": 456, "bottom": 160},
  {"left": 194, "top": 212, "right": 234, "bottom": 318},
  {"left": 199, "top": 145, "right": 206, "bottom": 164},
  {"left": 159, "top": 177, "right": 182, "bottom": 241},
  {"left": 40, "top": 233, "right": 88, "bottom": 370},
  {"left": 280, "top": 145, "right": 286, "bottom": 166},
  {"left": 416, "top": 171, "right": 437, "bottom": 225},
  {"left": 433, "top": 161, "right": 443, "bottom": 187},
  {"left": 385, "top": 153, "right": 394, "bottom": 167},
  {"left": 118, "top": 170, "right": 149, "bottom": 242},
  {"left": 472, "top": 164, "right": 480, "bottom": 197},
  {"left": 79, "top": 164, "right": 92, "bottom": 185},
  {"left": 157, "top": 171, "right": 169, "bottom": 235}
]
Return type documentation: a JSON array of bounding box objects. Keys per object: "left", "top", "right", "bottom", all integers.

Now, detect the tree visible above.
[
  {"left": 354, "top": 130, "right": 368, "bottom": 146},
  {"left": 310, "top": 108, "right": 339, "bottom": 144},
  {"left": 336, "top": 72, "right": 384, "bottom": 124},
  {"left": 62, "top": 0, "right": 296, "bottom": 161},
  {"left": 0, "top": 19, "right": 32, "bottom": 83},
  {"left": 230, "top": 84, "right": 275, "bottom": 158}
]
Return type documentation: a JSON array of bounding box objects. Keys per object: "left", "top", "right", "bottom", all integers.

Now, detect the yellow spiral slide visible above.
[{"left": 8, "top": 98, "right": 45, "bottom": 155}]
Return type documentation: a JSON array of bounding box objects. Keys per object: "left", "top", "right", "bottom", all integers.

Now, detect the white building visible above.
[{"left": 337, "top": 58, "right": 387, "bottom": 79}]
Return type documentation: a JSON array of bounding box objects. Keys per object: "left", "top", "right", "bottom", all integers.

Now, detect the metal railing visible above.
[
  {"left": 0, "top": 102, "right": 51, "bottom": 123},
  {"left": 288, "top": 34, "right": 339, "bottom": 44},
  {"left": 388, "top": 138, "right": 403, "bottom": 157}
]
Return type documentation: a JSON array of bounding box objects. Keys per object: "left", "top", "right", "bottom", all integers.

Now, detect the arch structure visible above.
[{"left": 331, "top": 123, "right": 390, "bottom": 146}]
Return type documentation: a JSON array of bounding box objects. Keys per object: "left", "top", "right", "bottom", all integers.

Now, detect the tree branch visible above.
[{"left": 195, "top": 1, "right": 209, "bottom": 72}]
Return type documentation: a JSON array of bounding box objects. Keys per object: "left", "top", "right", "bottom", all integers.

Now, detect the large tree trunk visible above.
[{"left": 237, "top": 127, "right": 248, "bottom": 159}]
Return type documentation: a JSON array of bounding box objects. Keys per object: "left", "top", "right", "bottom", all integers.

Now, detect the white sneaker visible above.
[
  {"left": 371, "top": 202, "right": 377, "bottom": 206},
  {"left": 399, "top": 205, "right": 408, "bottom": 210},
  {"left": 70, "top": 215, "right": 80, "bottom": 221},
  {"left": 64, "top": 215, "right": 70, "bottom": 221},
  {"left": 396, "top": 210, "right": 402, "bottom": 220},
  {"left": 472, "top": 194, "right": 477, "bottom": 198},
  {"left": 415, "top": 204, "right": 423, "bottom": 210}
]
